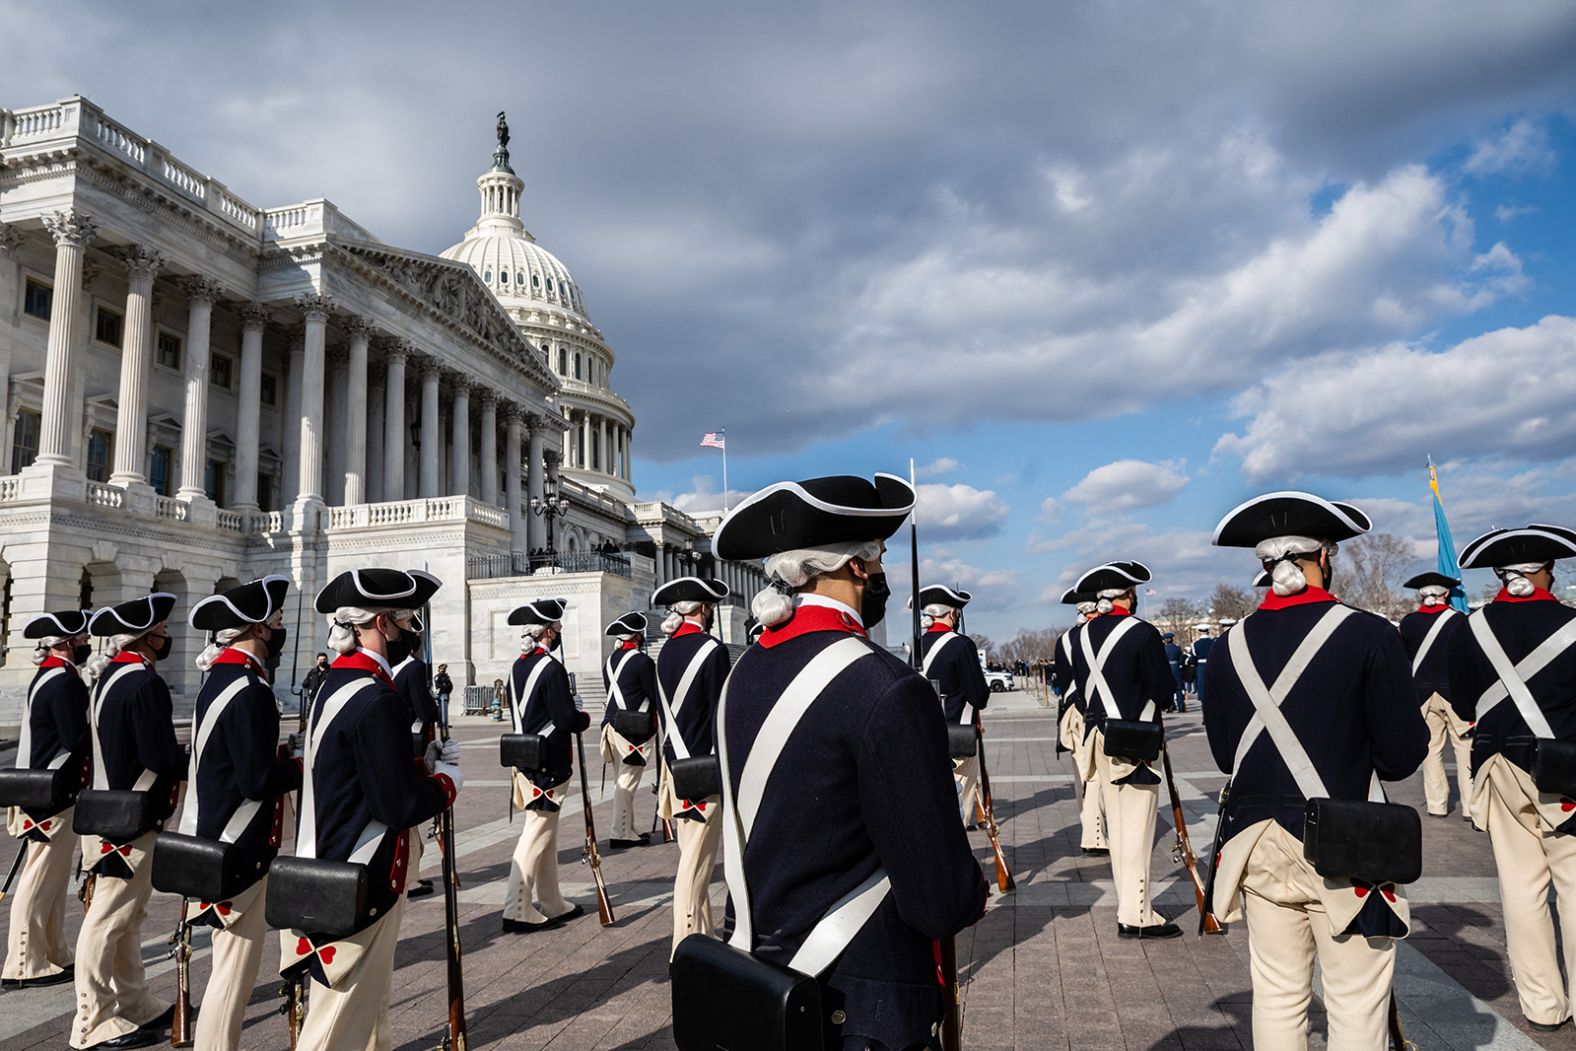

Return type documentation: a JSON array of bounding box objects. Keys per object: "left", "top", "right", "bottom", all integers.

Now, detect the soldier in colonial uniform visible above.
[
  {"left": 501, "top": 597, "right": 589, "bottom": 932},
  {"left": 601, "top": 611, "right": 659, "bottom": 849},
  {"left": 1190, "top": 625, "right": 1215, "bottom": 705},
  {"left": 1069, "top": 560, "right": 1178, "bottom": 938},
  {"left": 1054, "top": 589, "right": 1107, "bottom": 857},
  {"left": 181, "top": 577, "right": 301, "bottom": 1050},
  {"left": 1162, "top": 633, "right": 1185, "bottom": 713},
  {"left": 1399, "top": 571, "right": 1471, "bottom": 819},
  {"left": 282, "top": 569, "right": 462, "bottom": 1049},
  {"left": 1203, "top": 492, "right": 1426, "bottom": 1049},
  {"left": 916, "top": 585, "right": 990, "bottom": 826},
  {"left": 388, "top": 582, "right": 440, "bottom": 900},
  {"left": 653, "top": 575, "right": 732, "bottom": 953},
  {"left": 2, "top": 609, "right": 91, "bottom": 988},
  {"left": 707, "top": 473, "right": 987, "bottom": 1049},
  {"left": 745, "top": 615, "right": 765, "bottom": 646},
  {"left": 1448, "top": 524, "right": 1576, "bottom": 1031},
  {"left": 72, "top": 593, "right": 186, "bottom": 1050}
]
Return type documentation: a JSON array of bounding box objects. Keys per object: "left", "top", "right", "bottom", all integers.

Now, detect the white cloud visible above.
[
  {"left": 1463, "top": 117, "right": 1556, "bottom": 176},
  {"left": 915, "top": 457, "right": 961, "bottom": 479},
  {"left": 1495, "top": 202, "right": 1539, "bottom": 222},
  {"left": 916, "top": 483, "right": 1010, "bottom": 540},
  {"left": 1216, "top": 315, "right": 1576, "bottom": 481},
  {"left": 1063, "top": 459, "right": 1188, "bottom": 510},
  {"left": 1038, "top": 496, "right": 1063, "bottom": 524},
  {"left": 652, "top": 476, "right": 754, "bottom": 515}
]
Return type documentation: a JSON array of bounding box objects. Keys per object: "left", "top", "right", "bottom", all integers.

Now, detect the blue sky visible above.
[{"left": 5, "top": 1, "right": 1574, "bottom": 641}]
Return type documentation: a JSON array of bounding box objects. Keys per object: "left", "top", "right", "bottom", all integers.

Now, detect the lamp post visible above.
[{"left": 529, "top": 473, "right": 570, "bottom": 569}]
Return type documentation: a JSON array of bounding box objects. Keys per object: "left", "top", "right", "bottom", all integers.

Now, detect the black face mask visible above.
[
  {"left": 72, "top": 643, "right": 92, "bottom": 665},
  {"left": 148, "top": 634, "right": 173, "bottom": 662},
  {"left": 860, "top": 571, "right": 891, "bottom": 629},
  {"left": 386, "top": 629, "right": 417, "bottom": 664},
  {"left": 265, "top": 626, "right": 288, "bottom": 662}
]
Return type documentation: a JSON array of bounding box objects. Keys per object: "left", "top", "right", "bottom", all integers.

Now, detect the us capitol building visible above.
[{"left": 0, "top": 96, "right": 765, "bottom": 716}]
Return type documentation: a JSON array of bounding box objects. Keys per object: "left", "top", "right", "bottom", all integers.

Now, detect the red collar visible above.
[
  {"left": 1416, "top": 603, "right": 1451, "bottom": 615},
  {"left": 1495, "top": 587, "right": 1557, "bottom": 604},
  {"left": 1260, "top": 586, "right": 1337, "bottom": 611},
  {"left": 112, "top": 650, "right": 151, "bottom": 666},
  {"left": 760, "top": 604, "right": 867, "bottom": 648},
  {"left": 926, "top": 624, "right": 952, "bottom": 634},
  {"left": 331, "top": 651, "right": 396, "bottom": 689},
  {"left": 672, "top": 622, "right": 705, "bottom": 638},
  {"left": 212, "top": 648, "right": 267, "bottom": 674},
  {"left": 1104, "top": 606, "right": 1132, "bottom": 618},
  {"left": 526, "top": 646, "right": 548, "bottom": 657},
  {"left": 37, "top": 655, "right": 67, "bottom": 670},
  {"left": 619, "top": 640, "right": 639, "bottom": 650}
]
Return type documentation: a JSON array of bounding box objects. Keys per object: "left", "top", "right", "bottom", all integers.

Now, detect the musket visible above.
[
  {"left": 170, "top": 898, "right": 194, "bottom": 1047},
  {"left": 1198, "top": 780, "right": 1231, "bottom": 937},
  {"left": 972, "top": 718, "right": 1014, "bottom": 894},
  {"left": 1160, "top": 743, "right": 1222, "bottom": 935},
  {"left": 287, "top": 572, "right": 308, "bottom": 736},
  {"left": 285, "top": 574, "right": 310, "bottom": 1045},
  {"left": 938, "top": 935, "right": 962, "bottom": 1051},
  {"left": 0, "top": 840, "right": 27, "bottom": 903},
  {"left": 420, "top": 592, "right": 468, "bottom": 1050},
  {"left": 573, "top": 674, "right": 615, "bottom": 925}
]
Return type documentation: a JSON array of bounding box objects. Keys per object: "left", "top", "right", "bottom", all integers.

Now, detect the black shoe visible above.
[
  {"left": 5, "top": 965, "right": 74, "bottom": 988},
  {"left": 501, "top": 916, "right": 555, "bottom": 934},
  {"left": 610, "top": 838, "right": 645, "bottom": 849},
  {"left": 1118, "top": 922, "right": 1183, "bottom": 939},
  {"left": 90, "top": 1027, "right": 163, "bottom": 1049},
  {"left": 407, "top": 878, "right": 435, "bottom": 898},
  {"left": 141, "top": 1005, "right": 175, "bottom": 1031},
  {"left": 1529, "top": 1017, "right": 1571, "bottom": 1033},
  {"left": 548, "top": 903, "right": 585, "bottom": 926},
  {"left": 1081, "top": 847, "right": 1110, "bottom": 857}
]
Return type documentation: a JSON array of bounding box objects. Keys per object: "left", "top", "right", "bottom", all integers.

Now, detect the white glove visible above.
[
  {"left": 438, "top": 739, "right": 460, "bottom": 765},
  {"left": 423, "top": 740, "right": 442, "bottom": 772},
  {"left": 433, "top": 761, "right": 463, "bottom": 794}
]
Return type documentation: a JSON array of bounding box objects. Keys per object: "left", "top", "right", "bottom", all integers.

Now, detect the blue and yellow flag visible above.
[{"left": 1429, "top": 459, "right": 1470, "bottom": 612}]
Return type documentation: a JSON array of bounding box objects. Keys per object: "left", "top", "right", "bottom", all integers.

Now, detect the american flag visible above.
[
  {"left": 1144, "top": 588, "right": 1158, "bottom": 597},
  {"left": 700, "top": 432, "right": 726, "bottom": 450}
]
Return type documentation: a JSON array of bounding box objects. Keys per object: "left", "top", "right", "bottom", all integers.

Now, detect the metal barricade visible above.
[{"left": 462, "top": 685, "right": 491, "bottom": 716}]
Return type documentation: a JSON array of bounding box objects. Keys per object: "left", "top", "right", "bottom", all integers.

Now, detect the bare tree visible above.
[
  {"left": 1341, "top": 533, "right": 1414, "bottom": 618},
  {"left": 1209, "top": 583, "right": 1256, "bottom": 622},
  {"left": 1155, "top": 596, "right": 1199, "bottom": 636},
  {"left": 969, "top": 633, "right": 994, "bottom": 663}
]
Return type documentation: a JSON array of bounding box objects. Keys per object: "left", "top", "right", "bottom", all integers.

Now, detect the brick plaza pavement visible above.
[{"left": 4, "top": 691, "right": 1576, "bottom": 1049}]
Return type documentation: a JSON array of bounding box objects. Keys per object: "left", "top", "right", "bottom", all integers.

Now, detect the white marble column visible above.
[
  {"left": 382, "top": 340, "right": 408, "bottom": 501},
  {"left": 449, "top": 377, "right": 471, "bottom": 497},
  {"left": 34, "top": 212, "right": 97, "bottom": 469},
  {"left": 478, "top": 391, "right": 498, "bottom": 505},
  {"left": 107, "top": 245, "right": 162, "bottom": 485},
  {"left": 176, "top": 278, "right": 222, "bottom": 501},
  {"left": 418, "top": 358, "right": 440, "bottom": 498},
  {"left": 281, "top": 335, "right": 304, "bottom": 501},
  {"left": 231, "top": 303, "right": 268, "bottom": 509},
  {"left": 342, "top": 317, "right": 371, "bottom": 506},
  {"left": 598, "top": 416, "right": 609, "bottom": 474},
  {"left": 366, "top": 363, "right": 385, "bottom": 504},
  {"left": 324, "top": 346, "right": 349, "bottom": 504},
  {"left": 581, "top": 413, "right": 593, "bottom": 470},
  {"left": 526, "top": 417, "right": 545, "bottom": 550},
  {"left": 295, "top": 293, "right": 332, "bottom": 503},
  {"left": 504, "top": 405, "right": 524, "bottom": 552}
]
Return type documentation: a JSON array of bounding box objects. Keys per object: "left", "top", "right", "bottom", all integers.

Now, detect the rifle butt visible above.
[{"left": 939, "top": 936, "right": 962, "bottom": 1051}]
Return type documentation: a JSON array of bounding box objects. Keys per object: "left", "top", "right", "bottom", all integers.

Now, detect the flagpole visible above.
[{"left": 722, "top": 432, "right": 729, "bottom": 516}]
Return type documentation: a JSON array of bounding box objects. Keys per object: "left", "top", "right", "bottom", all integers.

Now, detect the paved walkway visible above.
[{"left": 2, "top": 692, "right": 1573, "bottom": 1049}]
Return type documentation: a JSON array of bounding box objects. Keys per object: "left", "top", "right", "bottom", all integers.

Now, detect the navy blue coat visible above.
[
  {"left": 188, "top": 650, "right": 300, "bottom": 872},
  {"left": 918, "top": 627, "right": 989, "bottom": 724},
  {"left": 91, "top": 653, "right": 186, "bottom": 806},
  {"left": 1448, "top": 592, "right": 1576, "bottom": 781},
  {"left": 601, "top": 644, "right": 659, "bottom": 743},
  {"left": 656, "top": 624, "right": 731, "bottom": 766},
  {"left": 393, "top": 654, "right": 436, "bottom": 756},
  {"left": 1069, "top": 610, "right": 1171, "bottom": 785},
  {"left": 1398, "top": 607, "right": 1463, "bottom": 705},
  {"left": 304, "top": 652, "right": 451, "bottom": 927},
  {"left": 510, "top": 649, "right": 586, "bottom": 794},
  {"left": 17, "top": 657, "right": 90, "bottom": 823},
  {"left": 724, "top": 610, "right": 987, "bottom": 1048}
]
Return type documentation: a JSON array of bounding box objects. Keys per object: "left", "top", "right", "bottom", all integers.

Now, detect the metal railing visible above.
[{"left": 466, "top": 549, "right": 633, "bottom": 580}]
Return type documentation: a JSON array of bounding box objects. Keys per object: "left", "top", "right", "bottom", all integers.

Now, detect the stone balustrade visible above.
[{"left": 326, "top": 495, "right": 511, "bottom": 531}]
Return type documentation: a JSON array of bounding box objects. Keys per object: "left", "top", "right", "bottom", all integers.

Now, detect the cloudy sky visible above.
[{"left": 7, "top": 1, "right": 1575, "bottom": 640}]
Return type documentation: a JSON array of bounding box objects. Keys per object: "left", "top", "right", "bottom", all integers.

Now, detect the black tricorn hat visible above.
[
  {"left": 191, "top": 576, "right": 291, "bottom": 632},
  {"left": 712, "top": 473, "right": 915, "bottom": 561},
  {"left": 314, "top": 569, "right": 441, "bottom": 614},
  {"left": 89, "top": 593, "right": 177, "bottom": 637},
  {"left": 652, "top": 577, "right": 729, "bottom": 608},
  {"left": 606, "top": 611, "right": 648, "bottom": 636},
  {"left": 1459, "top": 525, "right": 1576, "bottom": 570},
  {"left": 917, "top": 585, "right": 972, "bottom": 610},
  {"left": 508, "top": 596, "right": 568, "bottom": 626},
  {"left": 1059, "top": 587, "right": 1095, "bottom": 605},
  {"left": 1074, "top": 561, "right": 1152, "bottom": 594},
  {"left": 24, "top": 609, "right": 92, "bottom": 640},
  {"left": 745, "top": 616, "right": 765, "bottom": 643},
  {"left": 1402, "top": 571, "right": 1461, "bottom": 591},
  {"left": 1213, "top": 491, "right": 1371, "bottom": 548},
  {"left": 1253, "top": 569, "right": 1272, "bottom": 589}
]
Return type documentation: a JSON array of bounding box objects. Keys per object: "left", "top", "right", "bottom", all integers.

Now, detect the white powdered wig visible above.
[
  {"left": 661, "top": 600, "right": 708, "bottom": 635},
  {"left": 1254, "top": 535, "right": 1334, "bottom": 597},
  {"left": 521, "top": 621, "right": 560, "bottom": 645},
  {"left": 326, "top": 606, "right": 386, "bottom": 655},
  {"left": 85, "top": 632, "right": 145, "bottom": 683},
  {"left": 196, "top": 625, "right": 253, "bottom": 672},
  {"left": 919, "top": 603, "right": 954, "bottom": 630},
  {"left": 752, "top": 540, "right": 883, "bottom": 628},
  {"left": 1095, "top": 587, "right": 1130, "bottom": 615},
  {"left": 1419, "top": 585, "right": 1451, "bottom": 607},
  {"left": 1497, "top": 562, "right": 1547, "bottom": 598},
  {"left": 30, "top": 636, "right": 68, "bottom": 667},
  {"left": 613, "top": 632, "right": 638, "bottom": 643},
  {"left": 1076, "top": 601, "right": 1099, "bottom": 617}
]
